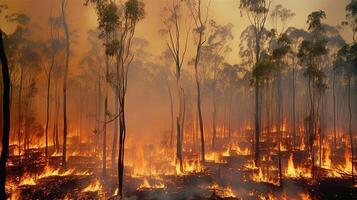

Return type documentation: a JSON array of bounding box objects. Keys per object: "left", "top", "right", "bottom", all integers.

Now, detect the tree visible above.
[
  {"left": 201, "top": 20, "right": 233, "bottom": 150},
  {"left": 298, "top": 10, "right": 328, "bottom": 179},
  {"left": 61, "top": 0, "right": 70, "bottom": 169},
  {"left": 240, "top": 0, "right": 272, "bottom": 165},
  {"left": 335, "top": 43, "right": 357, "bottom": 182},
  {"left": 187, "top": 0, "right": 211, "bottom": 162},
  {"left": 161, "top": 0, "right": 190, "bottom": 172},
  {"left": 44, "top": 9, "right": 62, "bottom": 158},
  {"left": 0, "top": 28, "right": 11, "bottom": 200}
]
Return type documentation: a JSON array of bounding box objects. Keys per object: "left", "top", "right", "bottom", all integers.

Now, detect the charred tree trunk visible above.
[
  {"left": 45, "top": 53, "right": 55, "bottom": 159},
  {"left": 292, "top": 63, "right": 296, "bottom": 149},
  {"left": 53, "top": 78, "right": 60, "bottom": 153},
  {"left": 348, "top": 77, "right": 354, "bottom": 183},
  {"left": 277, "top": 72, "right": 283, "bottom": 187},
  {"left": 61, "top": 0, "right": 70, "bottom": 169},
  {"left": 332, "top": 70, "right": 337, "bottom": 150},
  {"left": 0, "top": 29, "right": 11, "bottom": 200},
  {"left": 17, "top": 66, "right": 23, "bottom": 159},
  {"left": 167, "top": 83, "right": 174, "bottom": 148},
  {"left": 212, "top": 79, "right": 217, "bottom": 150},
  {"left": 255, "top": 83, "right": 261, "bottom": 165},
  {"left": 111, "top": 82, "right": 119, "bottom": 171},
  {"left": 102, "top": 54, "right": 109, "bottom": 178}
]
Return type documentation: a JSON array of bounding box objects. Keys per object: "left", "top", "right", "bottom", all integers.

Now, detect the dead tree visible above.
[{"left": 0, "top": 28, "right": 11, "bottom": 200}]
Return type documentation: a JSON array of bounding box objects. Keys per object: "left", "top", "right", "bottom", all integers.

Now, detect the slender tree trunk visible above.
[
  {"left": 17, "top": 66, "right": 23, "bottom": 159},
  {"left": 111, "top": 84, "right": 119, "bottom": 171},
  {"left": 175, "top": 72, "right": 184, "bottom": 172},
  {"left": 61, "top": 0, "right": 70, "bottom": 169},
  {"left": 348, "top": 77, "right": 354, "bottom": 183},
  {"left": 102, "top": 54, "right": 109, "bottom": 178},
  {"left": 0, "top": 29, "right": 11, "bottom": 199},
  {"left": 255, "top": 83, "right": 261, "bottom": 165},
  {"left": 167, "top": 83, "right": 174, "bottom": 147},
  {"left": 45, "top": 56, "right": 54, "bottom": 159},
  {"left": 53, "top": 79, "right": 60, "bottom": 153},
  {"left": 332, "top": 70, "right": 337, "bottom": 150},
  {"left": 292, "top": 63, "right": 296, "bottom": 149},
  {"left": 277, "top": 72, "right": 283, "bottom": 187},
  {"left": 212, "top": 84, "right": 217, "bottom": 150}
]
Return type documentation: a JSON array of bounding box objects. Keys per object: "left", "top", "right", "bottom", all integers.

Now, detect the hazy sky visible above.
[{"left": 1, "top": 0, "right": 352, "bottom": 64}]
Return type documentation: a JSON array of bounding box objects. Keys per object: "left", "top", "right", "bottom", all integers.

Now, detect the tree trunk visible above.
[
  {"left": 348, "top": 77, "right": 354, "bottom": 183},
  {"left": 102, "top": 54, "right": 109, "bottom": 178},
  {"left": 332, "top": 70, "right": 337, "bottom": 150},
  {"left": 212, "top": 79, "right": 217, "bottom": 150},
  {"left": 167, "top": 82, "right": 174, "bottom": 147},
  {"left": 111, "top": 84, "right": 119, "bottom": 171},
  {"left": 292, "top": 63, "right": 296, "bottom": 149},
  {"left": 61, "top": 0, "right": 70, "bottom": 169},
  {"left": 0, "top": 29, "right": 11, "bottom": 199},
  {"left": 17, "top": 66, "right": 23, "bottom": 159},
  {"left": 45, "top": 55, "right": 54, "bottom": 159},
  {"left": 277, "top": 72, "right": 283, "bottom": 187},
  {"left": 255, "top": 83, "right": 261, "bottom": 165}
]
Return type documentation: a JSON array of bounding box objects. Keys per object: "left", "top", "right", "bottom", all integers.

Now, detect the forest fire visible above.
[{"left": 1, "top": 0, "right": 357, "bottom": 199}]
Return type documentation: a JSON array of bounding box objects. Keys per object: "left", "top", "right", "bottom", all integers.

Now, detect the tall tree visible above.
[
  {"left": 240, "top": 0, "right": 272, "bottom": 165},
  {"left": 187, "top": 0, "right": 211, "bottom": 162},
  {"left": 116, "top": 0, "right": 145, "bottom": 196},
  {"left": 162, "top": 0, "right": 190, "bottom": 172},
  {"left": 0, "top": 28, "right": 11, "bottom": 200},
  {"left": 61, "top": 0, "right": 70, "bottom": 169},
  {"left": 298, "top": 10, "right": 328, "bottom": 179},
  {"left": 335, "top": 44, "right": 357, "bottom": 182}
]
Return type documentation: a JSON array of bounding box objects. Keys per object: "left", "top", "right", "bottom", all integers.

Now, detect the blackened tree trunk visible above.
[
  {"left": 277, "top": 73, "right": 283, "bottom": 187},
  {"left": 292, "top": 63, "right": 296, "bottom": 149},
  {"left": 102, "top": 54, "right": 109, "bottom": 178},
  {"left": 53, "top": 78, "right": 60, "bottom": 153},
  {"left": 211, "top": 85, "right": 217, "bottom": 150},
  {"left": 111, "top": 83, "right": 119, "bottom": 171},
  {"left": 0, "top": 29, "right": 11, "bottom": 199},
  {"left": 167, "top": 82, "right": 174, "bottom": 147},
  {"left": 17, "top": 66, "right": 23, "bottom": 157},
  {"left": 332, "top": 69, "right": 337, "bottom": 150},
  {"left": 254, "top": 83, "right": 261, "bottom": 164},
  {"left": 45, "top": 53, "right": 55, "bottom": 159},
  {"left": 61, "top": 0, "right": 70, "bottom": 169},
  {"left": 348, "top": 77, "right": 354, "bottom": 183}
]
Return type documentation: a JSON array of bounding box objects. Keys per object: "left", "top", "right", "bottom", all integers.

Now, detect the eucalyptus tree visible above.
[
  {"left": 3, "top": 12, "right": 30, "bottom": 159},
  {"left": 239, "top": 0, "right": 272, "bottom": 164},
  {"left": 201, "top": 20, "right": 233, "bottom": 150},
  {"left": 44, "top": 12, "right": 63, "bottom": 158},
  {"left": 186, "top": 0, "right": 211, "bottom": 162},
  {"left": 61, "top": 0, "right": 70, "bottom": 169},
  {"left": 0, "top": 28, "right": 11, "bottom": 200},
  {"left": 270, "top": 32, "right": 291, "bottom": 186},
  {"left": 298, "top": 10, "right": 328, "bottom": 179},
  {"left": 161, "top": 0, "right": 190, "bottom": 172},
  {"left": 85, "top": 0, "right": 119, "bottom": 178},
  {"left": 334, "top": 44, "right": 357, "bottom": 182},
  {"left": 115, "top": 1, "right": 145, "bottom": 195}
]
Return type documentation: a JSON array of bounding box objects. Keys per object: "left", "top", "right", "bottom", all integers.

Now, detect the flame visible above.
[
  {"left": 83, "top": 180, "right": 102, "bottom": 192},
  {"left": 300, "top": 192, "right": 311, "bottom": 200},
  {"left": 285, "top": 154, "right": 311, "bottom": 178},
  {"left": 208, "top": 183, "right": 235, "bottom": 198},
  {"left": 38, "top": 166, "right": 75, "bottom": 179},
  {"left": 138, "top": 178, "right": 165, "bottom": 190},
  {"left": 19, "top": 175, "right": 36, "bottom": 186}
]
